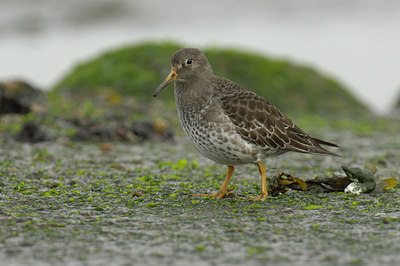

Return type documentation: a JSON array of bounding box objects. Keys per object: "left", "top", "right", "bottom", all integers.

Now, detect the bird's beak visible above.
[{"left": 153, "top": 68, "right": 179, "bottom": 97}]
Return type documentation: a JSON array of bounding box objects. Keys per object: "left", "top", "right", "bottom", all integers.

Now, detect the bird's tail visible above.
[
  {"left": 313, "top": 137, "right": 340, "bottom": 147},
  {"left": 312, "top": 137, "right": 340, "bottom": 157}
]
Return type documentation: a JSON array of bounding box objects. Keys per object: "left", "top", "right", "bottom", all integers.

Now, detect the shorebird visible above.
[{"left": 153, "top": 48, "right": 339, "bottom": 200}]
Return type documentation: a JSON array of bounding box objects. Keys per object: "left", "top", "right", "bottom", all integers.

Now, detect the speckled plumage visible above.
[{"left": 153, "top": 48, "right": 339, "bottom": 200}]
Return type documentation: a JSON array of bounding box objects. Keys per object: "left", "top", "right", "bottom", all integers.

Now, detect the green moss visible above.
[
  {"left": 195, "top": 245, "right": 206, "bottom": 252},
  {"left": 302, "top": 204, "right": 325, "bottom": 210},
  {"left": 52, "top": 42, "right": 370, "bottom": 118}
]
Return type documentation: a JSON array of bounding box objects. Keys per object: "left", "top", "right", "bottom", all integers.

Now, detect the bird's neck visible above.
[{"left": 174, "top": 75, "right": 214, "bottom": 108}]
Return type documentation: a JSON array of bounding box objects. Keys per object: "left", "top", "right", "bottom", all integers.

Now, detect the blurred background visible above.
[{"left": 1, "top": 0, "right": 400, "bottom": 115}]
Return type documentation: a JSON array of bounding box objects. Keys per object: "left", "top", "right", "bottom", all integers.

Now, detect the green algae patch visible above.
[
  {"left": 302, "top": 204, "right": 325, "bottom": 210},
  {"left": 52, "top": 42, "right": 369, "bottom": 118}
]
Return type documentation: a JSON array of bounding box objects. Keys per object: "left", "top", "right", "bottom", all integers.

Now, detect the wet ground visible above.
[{"left": 0, "top": 129, "right": 400, "bottom": 266}]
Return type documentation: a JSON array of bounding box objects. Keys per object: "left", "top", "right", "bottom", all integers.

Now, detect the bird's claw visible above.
[{"left": 250, "top": 191, "right": 268, "bottom": 201}]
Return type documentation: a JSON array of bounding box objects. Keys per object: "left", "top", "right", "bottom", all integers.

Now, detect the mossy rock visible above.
[{"left": 53, "top": 42, "right": 370, "bottom": 118}]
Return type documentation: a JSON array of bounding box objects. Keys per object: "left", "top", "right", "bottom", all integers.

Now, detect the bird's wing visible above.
[{"left": 218, "top": 85, "right": 338, "bottom": 155}]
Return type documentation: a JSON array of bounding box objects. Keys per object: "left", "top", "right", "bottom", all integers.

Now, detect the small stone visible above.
[
  {"left": 0, "top": 80, "right": 45, "bottom": 115},
  {"left": 342, "top": 166, "right": 376, "bottom": 194},
  {"left": 14, "top": 121, "right": 50, "bottom": 143}
]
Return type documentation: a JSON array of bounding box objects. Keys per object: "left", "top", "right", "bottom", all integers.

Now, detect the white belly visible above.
[{"left": 178, "top": 107, "right": 259, "bottom": 165}]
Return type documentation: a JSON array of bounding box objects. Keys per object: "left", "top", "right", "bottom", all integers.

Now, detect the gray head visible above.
[{"left": 153, "top": 48, "right": 213, "bottom": 97}]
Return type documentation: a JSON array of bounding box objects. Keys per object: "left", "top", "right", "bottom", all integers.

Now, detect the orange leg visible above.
[
  {"left": 192, "top": 165, "right": 235, "bottom": 199},
  {"left": 250, "top": 162, "right": 268, "bottom": 201}
]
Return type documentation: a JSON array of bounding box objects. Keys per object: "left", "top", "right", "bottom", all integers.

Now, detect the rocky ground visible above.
[
  {"left": 0, "top": 80, "right": 175, "bottom": 144},
  {"left": 0, "top": 126, "right": 399, "bottom": 265}
]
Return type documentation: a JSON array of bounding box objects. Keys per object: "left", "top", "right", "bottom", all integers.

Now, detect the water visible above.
[{"left": 1, "top": 0, "right": 400, "bottom": 115}]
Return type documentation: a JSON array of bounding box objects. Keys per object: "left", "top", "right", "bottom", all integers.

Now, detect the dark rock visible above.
[
  {"left": 130, "top": 121, "right": 154, "bottom": 141},
  {"left": 393, "top": 88, "right": 400, "bottom": 117},
  {"left": 131, "top": 121, "right": 174, "bottom": 141},
  {"left": 72, "top": 125, "right": 118, "bottom": 141},
  {"left": 162, "top": 128, "right": 174, "bottom": 141},
  {"left": 14, "top": 121, "right": 50, "bottom": 143},
  {"left": 70, "top": 120, "right": 174, "bottom": 142},
  {"left": 0, "top": 80, "right": 45, "bottom": 115}
]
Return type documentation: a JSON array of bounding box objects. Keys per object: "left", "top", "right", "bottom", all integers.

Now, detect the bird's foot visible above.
[
  {"left": 192, "top": 187, "right": 235, "bottom": 199},
  {"left": 249, "top": 191, "right": 268, "bottom": 201}
]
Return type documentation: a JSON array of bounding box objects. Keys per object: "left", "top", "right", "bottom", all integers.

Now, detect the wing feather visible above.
[{"left": 217, "top": 80, "right": 339, "bottom": 156}]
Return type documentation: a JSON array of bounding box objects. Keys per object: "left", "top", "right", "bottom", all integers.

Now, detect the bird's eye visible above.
[{"left": 185, "top": 59, "right": 193, "bottom": 65}]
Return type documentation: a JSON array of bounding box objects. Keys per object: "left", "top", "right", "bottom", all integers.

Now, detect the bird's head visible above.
[{"left": 153, "top": 48, "right": 212, "bottom": 97}]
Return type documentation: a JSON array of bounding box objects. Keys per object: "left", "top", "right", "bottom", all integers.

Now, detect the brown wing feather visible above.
[{"left": 217, "top": 80, "right": 339, "bottom": 156}]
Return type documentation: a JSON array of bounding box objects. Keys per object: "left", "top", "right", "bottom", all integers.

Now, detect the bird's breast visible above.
[{"left": 175, "top": 96, "right": 260, "bottom": 165}]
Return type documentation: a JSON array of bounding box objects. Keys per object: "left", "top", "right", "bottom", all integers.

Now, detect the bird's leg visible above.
[
  {"left": 192, "top": 165, "right": 235, "bottom": 199},
  {"left": 250, "top": 162, "right": 268, "bottom": 201}
]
